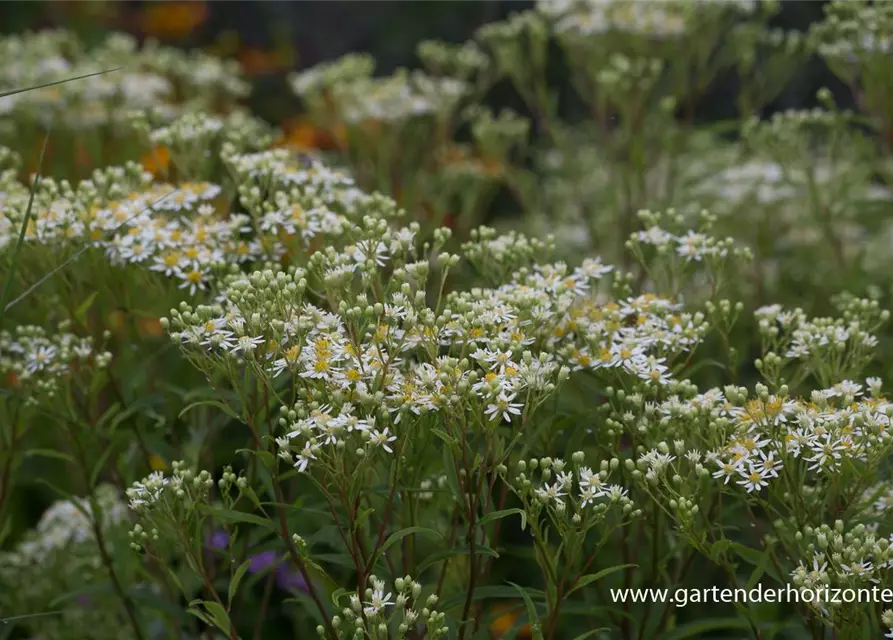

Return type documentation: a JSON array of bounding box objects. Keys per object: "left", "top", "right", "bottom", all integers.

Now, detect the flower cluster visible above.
[
  {"left": 0, "top": 30, "right": 248, "bottom": 130},
  {"left": 0, "top": 323, "right": 111, "bottom": 400},
  {"left": 790, "top": 522, "right": 893, "bottom": 622},
  {"left": 0, "top": 485, "right": 133, "bottom": 640},
  {"left": 511, "top": 454, "right": 636, "bottom": 520},
  {"left": 126, "top": 461, "right": 214, "bottom": 516},
  {"left": 329, "top": 575, "right": 448, "bottom": 640},
  {"left": 539, "top": 0, "right": 758, "bottom": 39}
]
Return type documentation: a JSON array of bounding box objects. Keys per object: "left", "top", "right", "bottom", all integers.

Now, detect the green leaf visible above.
[
  {"left": 441, "top": 446, "right": 461, "bottom": 497},
  {"left": 354, "top": 507, "right": 375, "bottom": 531},
  {"left": 571, "top": 629, "right": 609, "bottom": 640},
  {"left": 710, "top": 538, "right": 731, "bottom": 560},
  {"left": 731, "top": 542, "right": 782, "bottom": 584},
  {"left": 662, "top": 617, "right": 752, "bottom": 640},
  {"left": 238, "top": 484, "right": 267, "bottom": 513},
  {"left": 566, "top": 564, "right": 637, "bottom": 597},
  {"left": 417, "top": 546, "right": 500, "bottom": 574},
  {"left": 166, "top": 567, "right": 186, "bottom": 596},
  {"left": 74, "top": 291, "right": 99, "bottom": 325},
  {"left": 507, "top": 582, "right": 544, "bottom": 640},
  {"left": 331, "top": 588, "right": 350, "bottom": 607},
  {"left": 25, "top": 448, "right": 75, "bottom": 464},
  {"left": 89, "top": 442, "right": 117, "bottom": 488},
  {"left": 179, "top": 399, "right": 241, "bottom": 422},
  {"left": 431, "top": 427, "right": 458, "bottom": 447},
  {"left": 440, "top": 585, "right": 546, "bottom": 612},
  {"left": 228, "top": 559, "right": 252, "bottom": 608},
  {"left": 201, "top": 505, "right": 275, "bottom": 531},
  {"left": 35, "top": 478, "right": 73, "bottom": 502},
  {"left": 188, "top": 600, "right": 234, "bottom": 637},
  {"left": 96, "top": 403, "right": 124, "bottom": 431},
  {"left": 0, "top": 611, "right": 64, "bottom": 624},
  {"left": 477, "top": 508, "right": 525, "bottom": 529},
  {"left": 0, "top": 516, "right": 11, "bottom": 548},
  {"left": 371, "top": 526, "right": 443, "bottom": 569},
  {"left": 236, "top": 448, "right": 276, "bottom": 470}
]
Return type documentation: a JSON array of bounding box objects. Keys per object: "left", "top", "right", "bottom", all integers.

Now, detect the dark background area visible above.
[{"left": 0, "top": 1, "right": 851, "bottom": 127}]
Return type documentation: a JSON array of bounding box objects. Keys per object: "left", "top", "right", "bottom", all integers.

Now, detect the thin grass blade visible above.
[
  {"left": 0, "top": 68, "right": 122, "bottom": 100},
  {"left": 0, "top": 126, "right": 52, "bottom": 323},
  {"left": 3, "top": 188, "right": 179, "bottom": 313}
]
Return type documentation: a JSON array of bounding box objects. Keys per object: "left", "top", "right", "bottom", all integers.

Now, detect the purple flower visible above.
[
  {"left": 205, "top": 529, "right": 230, "bottom": 551},
  {"left": 76, "top": 595, "right": 92, "bottom": 607},
  {"left": 275, "top": 564, "right": 309, "bottom": 593},
  {"left": 248, "top": 550, "right": 278, "bottom": 574}
]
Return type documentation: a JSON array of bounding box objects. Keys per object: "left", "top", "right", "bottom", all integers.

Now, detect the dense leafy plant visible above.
[{"left": 3, "top": 2, "right": 893, "bottom": 640}]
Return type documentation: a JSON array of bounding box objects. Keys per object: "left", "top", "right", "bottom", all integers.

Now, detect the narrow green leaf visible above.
[
  {"left": 440, "top": 585, "right": 546, "bottom": 612},
  {"left": 89, "top": 442, "right": 117, "bottom": 488},
  {"left": 731, "top": 542, "right": 782, "bottom": 584},
  {"left": 201, "top": 505, "right": 275, "bottom": 531},
  {"left": 354, "top": 507, "right": 375, "bottom": 530},
  {"left": 571, "top": 629, "right": 609, "bottom": 640},
  {"left": 25, "top": 448, "right": 75, "bottom": 464},
  {"left": 74, "top": 291, "right": 99, "bottom": 325},
  {"left": 331, "top": 588, "right": 350, "bottom": 607},
  {"left": 661, "top": 617, "right": 752, "bottom": 640},
  {"left": 442, "top": 446, "right": 461, "bottom": 497},
  {"left": 379, "top": 526, "right": 442, "bottom": 554},
  {"left": 371, "top": 526, "right": 443, "bottom": 569},
  {"left": 228, "top": 559, "right": 252, "bottom": 609},
  {"left": 566, "top": 563, "right": 638, "bottom": 596},
  {"left": 179, "top": 399, "right": 241, "bottom": 422},
  {"left": 35, "top": 478, "right": 73, "bottom": 502},
  {"left": 0, "top": 611, "right": 63, "bottom": 624},
  {"left": 507, "top": 581, "right": 544, "bottom": 640},
  {"left": 431, "top": 428, "right": 458, "bottom": 447},
  {"left": 710, "top": 538, "right": 731, "bottom": 559},
  {"left": 188, "top": 600, "right": 233, "bottom": 637},
  {"left": 166, "top": 567, "right": 186, "bottom": 596},
  {"left": 0, "top": 515, "right": 11, "bottom": 548},
  {"left": 417, "top": 546, "right": 500, "bottom": 574},
  {"left": 96, "top": 402, "right": 123, "bottom": 431},
  {"left": 477, "top": 508, "right": 524, "bottom": 528}
]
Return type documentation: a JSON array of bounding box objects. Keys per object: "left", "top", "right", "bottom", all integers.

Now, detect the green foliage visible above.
[{"left": 4, "top": 3, "right": 893, "bottom": 640}]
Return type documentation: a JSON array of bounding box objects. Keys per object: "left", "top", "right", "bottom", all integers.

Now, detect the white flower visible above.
[
  {"left": 369, "top": 427, "right": 397, "bottom": 453},
  {"left": 535, "top": 482, "right": 566, "bottom": 506},
  {"left": 231, "top": 335, "right": 264, "bottom": 355},
  {"left": 363, "top": 588, "right": 394, "bottom": 617},
  {"left": 294, "top": 443, "right": 316, "bottom": 473},
  {"left": 484, "top": 392, "right": 523, "bottom": 422},
  {"left": 736, "top": 465, "right": 769, "bottom": 493}
]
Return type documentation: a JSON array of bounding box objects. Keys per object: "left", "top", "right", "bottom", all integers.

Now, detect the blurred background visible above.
[{"left": 0, "top": 0, "right": 851, "bottom": 127}]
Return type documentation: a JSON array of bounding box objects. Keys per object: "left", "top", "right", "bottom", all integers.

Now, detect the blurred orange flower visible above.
[
  {"left": 359, "top": 118, "right": 383, "bottom": 138},
  {"left": 480, "top": 155, "right": 504, "bottom": 177},
  {"left": 277, "top": 117, "right": 345, "bottom": 151},
  {"left": 148, "top": 454, "right": 169, "bottom": 471},
  {"left": 138, "top": 1, "right": 209, "bottom": 40},
  {"left": 141, "top": 145, "right": 170, "bottom": 176},
  {"left": 489, "top": 605, "right": 532, "bottom": 639},
  {"left": 438, "top": 144, "right": 467, "bottom": 166},
  {"left": 136, "top": 317, "right": 164, "bottom": 339},
  {"left": 107, "top": 310, "right": 127, "bottom": 335},
  {"left": 238, "top": 45, "right": 295, "bottom": 77},
  {"left": 76, "top": 142, "right": 93, "bottom": 170},
  {"left": 3, "top": 372, "right": 19, "bottom": 388}
]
